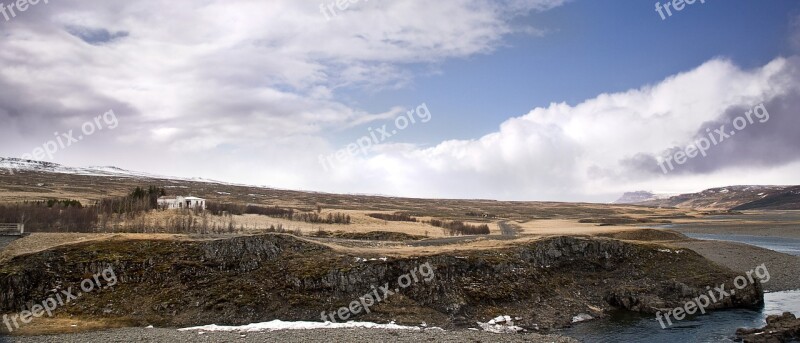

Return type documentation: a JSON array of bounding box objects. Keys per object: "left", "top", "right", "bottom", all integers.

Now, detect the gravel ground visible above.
[
  {"left": 1, "top": 328, "right": 578, "bottom": 343},
  {"left": 0, "top": 237, "right": 19, "bottom": 252},
  {"left": 671, "top": 239, "right": 800, "bottom": 292}
]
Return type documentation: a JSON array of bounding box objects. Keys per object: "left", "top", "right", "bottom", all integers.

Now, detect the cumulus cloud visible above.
[
  {"left": 331, "top": 57, "right": 800, "bottom": 201},
  {"left": 2, "top": 0, "right": 798, "bottom": 202},
  {"left": 0, "top": 0, "right": 564, "bottom": 185},
  {"left": 0, "top": 1, "right": 561, "bottom": 135}
]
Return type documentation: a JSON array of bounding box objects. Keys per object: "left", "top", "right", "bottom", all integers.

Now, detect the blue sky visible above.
[
  {"left": 1, "top": 0, "right": 799, "bottom": 201},
  {"left": 339, "top": 0, "right": 799, "bottom": 145}
]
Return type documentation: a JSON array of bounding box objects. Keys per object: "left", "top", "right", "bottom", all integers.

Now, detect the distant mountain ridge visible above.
[
  {"left": 0, "top": 157, "right": 163, "bottom": 178},
  {"left": 634, "top": 185, "right": 800, "bottom": 210},
  {"left": 0, "top": 157, "right": 227, "bottom": 184},
  {"left": 0, "top": 157, "right": 284, "bottom": 191},
  {"left": 3, "top": 157, "right": 799, "bottom": 209},
  {"left": 614, "top": 191, "right": 676, "bottom": 204}
]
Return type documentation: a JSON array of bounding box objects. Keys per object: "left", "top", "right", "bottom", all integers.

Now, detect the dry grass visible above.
[
  {"left": 3, "top": 169, "right": 798, "bottom": 260},
  {"left": 0, "top": 233, "right": 204, "bottom": 263},
  {"left": 513, "top": 219, "right": 641, "bottom": 236},
  {"left": 0, "top": 316, "right": 133, "bottom": 336},
  {"left": 0, "top": 169, "right": 698, "bottom": 222}
]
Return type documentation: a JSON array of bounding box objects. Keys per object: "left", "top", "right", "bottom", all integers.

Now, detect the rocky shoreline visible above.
[
  {"left": 737, "top": 312, "right": 800, "bottom": 343},
  {"left": 6, "top": 228, "right": 800, "bottom": 342},
  {"left": 0, "top": 233, "right": 765, "bottom": 337},
  {"left": 1, "top": 327, "right": 578, "bottom": 343},
  {"left": 670, "top": 239, "right": 800, "bottom": 292}
]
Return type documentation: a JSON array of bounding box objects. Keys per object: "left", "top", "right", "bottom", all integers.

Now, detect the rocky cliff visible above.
[{"left": 0, "top": 234, "right": 763, "bottom": 332}]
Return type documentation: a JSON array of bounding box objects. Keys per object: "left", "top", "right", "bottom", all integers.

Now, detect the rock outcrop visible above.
[
  {"left": 0, "top": 234, "right": 763, "bottom": 332},
  {"left": 737, "top": 312, "right": 800, "bottom": 343}
]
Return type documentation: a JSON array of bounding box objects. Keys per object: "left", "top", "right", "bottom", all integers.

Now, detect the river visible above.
[
  {"left": 563, "top": 232, "right": 800, "bottom": 342},
  {"left": 683, "top": 233, "right": 800, "bottom": 256},
  {"left": 563, "top": 290, "right": 800, "bottom": 342}
]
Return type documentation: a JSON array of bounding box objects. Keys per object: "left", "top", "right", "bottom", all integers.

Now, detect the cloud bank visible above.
[
  {"left": 336, "top": 57, "right": 800, "bottom": 201},
  {"left": 1, "top": 0, "right": 798, "bottom": 201}
]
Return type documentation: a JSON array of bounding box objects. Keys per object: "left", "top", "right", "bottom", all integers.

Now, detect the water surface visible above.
[
  {"left": 684, "top": 233, "right": 800, "bottom": 256},
  {"left": 563, "top": 290, "right": 800, "bottom": 343}
]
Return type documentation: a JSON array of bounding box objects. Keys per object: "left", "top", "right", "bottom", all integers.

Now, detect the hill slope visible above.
[
  {"left": 4, "top": 157, "right": 797, "bottom": 212},
  {"left": 637, "top": 186, "right": 800, "bottom": 210}
]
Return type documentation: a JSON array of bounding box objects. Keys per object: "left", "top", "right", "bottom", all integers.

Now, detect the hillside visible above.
[
  {"left": 636, "top": 185, "right": 800, "bottom": 210},
  {"left": 613, "top": 191, "right": 676, "bottom": 204},
  {"left": 0, "top": 158, "right": 695, "bottom": 224}
]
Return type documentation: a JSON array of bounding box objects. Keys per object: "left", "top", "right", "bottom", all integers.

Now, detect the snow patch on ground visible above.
[
  {"left": 354, "top": 257, "right": 389, "bottom": 262},
  {"left": 571, "top": 313, "right": 594, "bottom": 323},
  {"left": 179, "top": 320, "right": 432, "bottom": 332},
  {"left": 476, "top": 315, "right": 526, "bottom": 333}
]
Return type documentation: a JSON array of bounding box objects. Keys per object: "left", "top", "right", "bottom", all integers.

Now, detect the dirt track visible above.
[{"left": 0, "top": 236, "right": 19, "bottom": 252}]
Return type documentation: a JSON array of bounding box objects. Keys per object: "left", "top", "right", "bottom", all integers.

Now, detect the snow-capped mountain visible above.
[
  {"left": 635, "top": 185, "right": 800, "bottom": 210},
  {"left": 0, "top": 157, "right": 167, "bottom": 178},
  {"left": 0, "top": 157, "right": 230, "bottom": 185},
  {"left": 613, "top": 191, "right": 676, "bottom": 204}
]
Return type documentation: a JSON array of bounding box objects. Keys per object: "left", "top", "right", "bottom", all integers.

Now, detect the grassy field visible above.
[{"left": 0, "top": 168, "right": 790, "bottom": 260}]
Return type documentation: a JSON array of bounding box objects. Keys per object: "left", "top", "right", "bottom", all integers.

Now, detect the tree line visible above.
[
  {"left": 294, "top": 212, "right": 351, "bottom": 224},
  {"left": 0, "top": 186, "right": 358, "bottom": 233},
  {"left": 206, "top": 201, "right": 351, "bottom": 224},
  {"left": 206, "top": 202, "right": 295, "bottom": 218},
  {"left": 0, "top": 201, "right": 96, "bottom": 232},
  {"left": 97, "top": 186, "right": 166, "bottom": 216}
]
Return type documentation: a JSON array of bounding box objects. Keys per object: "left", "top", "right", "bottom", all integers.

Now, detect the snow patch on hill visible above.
[
  {"left": 0, "top": 157, "right": 289, "bottom": 192},
  {"left": 0, "top": 158, "right": 164, "bottom": 178},
  {"left": 613, "top": 191, "right": 675, "bottom": 204}
]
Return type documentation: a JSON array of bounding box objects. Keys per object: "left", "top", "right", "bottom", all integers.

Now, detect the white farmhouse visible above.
[{"left": 157, "top": 196, "right": 206, "bottom": 210}]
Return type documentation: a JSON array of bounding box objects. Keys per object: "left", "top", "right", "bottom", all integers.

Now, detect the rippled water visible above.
[
  {"left": 683, "top": 233, "right": 800, "bottom": 256},
  {"left": 562, "top": 290, "right": 800, "bottom": 343},
  {"left": 563, "top": 229, "right": 800, "bottom": 342}
]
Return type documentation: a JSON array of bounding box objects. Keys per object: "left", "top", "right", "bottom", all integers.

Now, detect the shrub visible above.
[
  {"left": 0, "top": 202, "right": 97, "bottom": 232},
  {"left": 427, "top": 219, "right": 490, "bottom": 236},
  {"left": 294, "top": 212, "right": 351, "bottom": 224},
  {"left": 367, "top": 213, "right": 417, "bottom": 222}
]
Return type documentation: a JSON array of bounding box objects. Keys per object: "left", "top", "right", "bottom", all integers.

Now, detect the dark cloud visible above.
[
  {"left": 623, "top": 58, "right": 800, "bottom": 176},
  {"left": 65, "top": 26, "right": 129, "bottom": 45}
]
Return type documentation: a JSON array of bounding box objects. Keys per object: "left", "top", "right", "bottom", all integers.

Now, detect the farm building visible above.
[{"left": 157, "top": 196, "right": 206, "bottom": 210}]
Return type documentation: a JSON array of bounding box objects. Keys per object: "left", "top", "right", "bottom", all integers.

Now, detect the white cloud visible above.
[
  {"left": 0, "top": 0, "right": 563, "bottom": 151},
  {"left": 325, "top": 57, "right": 800, "bottom": 201},
  {"left": 2, "top": 0, "right": 798, "bottom": 202}
]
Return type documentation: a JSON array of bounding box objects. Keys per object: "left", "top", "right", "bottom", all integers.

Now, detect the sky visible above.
[{"left": 1, "top": 0, "right": 799, "bottom": 202}]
